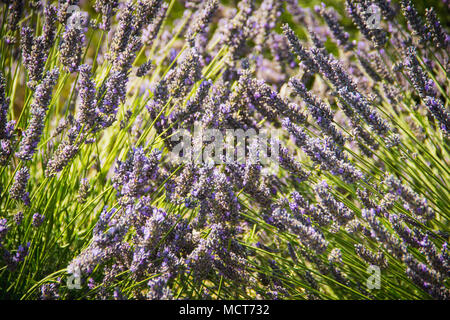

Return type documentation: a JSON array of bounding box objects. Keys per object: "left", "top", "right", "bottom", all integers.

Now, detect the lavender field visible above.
[{"left": 0, "top": 0, "right": 449, "bottom": 300}]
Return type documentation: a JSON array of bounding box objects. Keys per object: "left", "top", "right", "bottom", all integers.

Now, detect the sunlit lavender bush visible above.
[{"left": 0, "top": 0, "right": 449, "bottom": 300}]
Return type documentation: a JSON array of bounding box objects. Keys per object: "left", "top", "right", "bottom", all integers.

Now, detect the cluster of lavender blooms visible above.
[
  {"left": 283, "top": 23, "right": 391, "bottom": 137},
  {"left": 186, "top": 0, "right": 219, "bottom": 42},
  {"left": 289, "top": 78, "right": 346, "bottom": 146},
  {"left": 68, "top": 151, "right": 252, "bottom": 297},
  {"left": 346, "top": 0, "right": 387, "bottom": 48},
  {"left": 283, "top": 118, "right": 363, "bottom": 183},
  {"left": 0, "top": 72, "right": 15, "bottom": 165},
  {"left": 20, "top": 5, "right": 57, "bottom": 89},
  {"left": 315, "top": 181, "right": 354, "bottom": 228},
  {"left": 94, "top": 0, "right": 119, "bottom": 31},
  {"left": 384, "top": 174, "right": 435, "bottom": 222},
  {"left": 9, "top": 166, "right": 30, "bottom": 205},
  {"left": 0, "top": 210, "right": 30, "bottom": 272},
  {"left": 267, "top": 205, "right": 328, "bottom": 255},
  {"left": 60, "top": 11, "right": 87, "bottom": 73},
  {"left": 1, "top": 242, "right": 30, "bottom": 272},
  {"left": 0, "top": 0, "right": 449, "bottom": 300},
  {"left": 363, "top": 208, "right": 449, "bottom": 299},
  {"left": 316, "top": 4, "right": 354, "bottom": 52},
  {"left": 402, "top": 46, "right": 450, "bottom": 135},
  {"left": 16, "top": 69, "right": 59, "bottom": 161}
]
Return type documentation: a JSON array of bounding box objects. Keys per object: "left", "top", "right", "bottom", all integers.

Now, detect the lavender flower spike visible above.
[
  {"left": 282, "top": 24, "right": 319, "bottom": 73},
  {"left": 345, "top": 0, "right": 387, "bottom": 48},
  {"left": 9, "top": 166, "right": 30, "bottom": 205},
  {"left": 400, "top": 0, "right": 429, "bottom": 43},
  {"left": 60, "top": 11, "right": 86, "bottom": 72},
  {"left": 0, "top": 72, "right": 11, "bottom": 139},
  {"left": 283, "top": 118, "right": 363, "bottom": 183},
  {"left": 94, "top": 0, "right": 119, "bottom": 31},
  {"left": 289, "top": 77, "right": 346, "bottom": 145},
  {"left": 76, "top": 65, "right": 98, "bottom": 129},
  {"left": 403, "top": 46, "right": 435, "bottom": 98},
  {"left": 186, "top": 0, "right": 219, "bottom": 42},
  {"left": 317, "top": 4, "right": 354, "bottom": 51},
  {"left": 17, "top": 69, "right": 59, "bottom": 161}
]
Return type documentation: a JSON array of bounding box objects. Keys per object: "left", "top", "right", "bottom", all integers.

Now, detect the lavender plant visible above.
[{"left": 0, "top": 0, "right": 449, "bottom": 301}]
